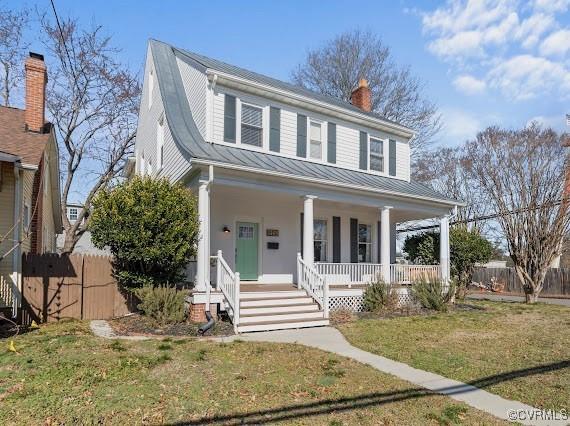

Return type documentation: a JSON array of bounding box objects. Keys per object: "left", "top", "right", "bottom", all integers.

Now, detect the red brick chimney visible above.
[
  {"left": 25, "top": 52, "right": 47, "bottom": 133},
  {"left": 350, "top": 78, "right": 372, "bottom": 112}
]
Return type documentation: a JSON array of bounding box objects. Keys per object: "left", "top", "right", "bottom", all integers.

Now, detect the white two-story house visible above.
[{"left": 134, "top": 40, "right": 459, "bottom": 332}]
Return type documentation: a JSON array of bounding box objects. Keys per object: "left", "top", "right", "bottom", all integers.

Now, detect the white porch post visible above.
[
  {"left": 380, "top": 206, "right": 392, "bottom": 283},
  {"left": 440, "top": 215, "right": 451, "bottom": 283},
  {"left": 196, "top": 179, "right": 210, "bottom": 292},
  {"left": 303, "top": 195, "right": 317, "bottom": 266}
]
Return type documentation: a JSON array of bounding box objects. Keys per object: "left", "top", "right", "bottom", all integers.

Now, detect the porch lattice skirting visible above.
[{"left": 328, "top": 295, "right": 364, "bottom": 312}]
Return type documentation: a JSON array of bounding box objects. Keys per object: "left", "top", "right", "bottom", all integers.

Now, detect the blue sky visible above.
[{"left": 12, "top": 0, "right": 570, "bottom": 147}]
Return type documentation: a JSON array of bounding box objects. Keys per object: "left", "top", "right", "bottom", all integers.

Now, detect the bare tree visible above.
[
  {"left": 41, "top": 16, "right": 140, "bottom": 253},
  {"left": 464, "top": 124, "right": 570, "bottom": 303},
  {"left": 0, "top": 5, "right": 29, "bottom": 106},
  {"left": 292, "top": 29, "right": 441, "bottom": 158}
]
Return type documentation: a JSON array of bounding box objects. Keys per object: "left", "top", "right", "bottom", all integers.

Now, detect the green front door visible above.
[{"left": 235, "top": 222, "right": 259, "bottom": 280}]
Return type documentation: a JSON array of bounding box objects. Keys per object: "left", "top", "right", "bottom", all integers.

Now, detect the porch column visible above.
[
  {"left": 196, "top": 179, "right": 210, "bottom": 292},
  {"left": 303, "top": 195, "right": 317, "bottom": 265},
  {"left": 380, "top": 206, "right": 392, "bottom": 283},
  {"left": 440, "top": 215, "right": 450, "bottom": 283}
]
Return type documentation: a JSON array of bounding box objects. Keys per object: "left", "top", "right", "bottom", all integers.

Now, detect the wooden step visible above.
[
  {"left": 240, "top": 303, "right": 319, "bottom": 315},
  {"left": 237, "top": 318, "right": 329, "bottom": 333},
  {"left": 240, "top": 291, "right": 307, "bottom": 300},
  {"left": 239, "top": 310, "right": 324, "bottom": 324},
  {"left": 240, "top": 296, "right": 313, "bottom": 307}
]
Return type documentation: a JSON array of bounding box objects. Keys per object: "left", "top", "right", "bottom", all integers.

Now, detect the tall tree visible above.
[
  {"left": 292, "top": 29, "right": 441, "bottom": 157},
  {"left": 40, "top": 16, "right": 140, "bottom": 253},
  {"left": 0, "top": 5, "right": 29, "bottom": 106},
  {"left": 463, "top": 124, "right": 570, "bottom": 303}
]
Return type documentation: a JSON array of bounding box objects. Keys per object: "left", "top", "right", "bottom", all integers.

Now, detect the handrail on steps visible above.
[{"left": 215, "top": 250, "right": 240, "bottom": 333}]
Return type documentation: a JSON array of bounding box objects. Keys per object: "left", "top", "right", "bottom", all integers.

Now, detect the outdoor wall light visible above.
[{"left": 222, "top": 225, "right": 231, "bottom": 233}]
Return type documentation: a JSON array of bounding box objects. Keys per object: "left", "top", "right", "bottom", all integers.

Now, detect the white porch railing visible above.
[
  {"left": 215, "top": 250, "right": 240, "bottom": 332},
  {"left": 390, "top": 264, "right": 441, "bottom": 285},
  {"left": 314, "top": 263, "right": 384, "bottom": 287},
  {"left": 297, "top": 253, "right": 329, "bottom": 318}
]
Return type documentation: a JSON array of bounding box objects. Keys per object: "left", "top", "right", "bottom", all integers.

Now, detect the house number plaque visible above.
[{"left": 266, "top": 229, "right": 279, "bottom": 237}]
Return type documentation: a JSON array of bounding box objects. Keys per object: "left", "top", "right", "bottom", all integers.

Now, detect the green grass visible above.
[
  {"left": 0, "top": 320, "right": 507, "bottom": 425},
  {"left": 338, "top": 301, "right": 570, "bottom": 411}
]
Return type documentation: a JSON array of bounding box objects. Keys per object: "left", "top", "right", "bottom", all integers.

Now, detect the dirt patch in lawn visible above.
[{"left": 109, "top": 313, "right": 234, "bottom": 337}]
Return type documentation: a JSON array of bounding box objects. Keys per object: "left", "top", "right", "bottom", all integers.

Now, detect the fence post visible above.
[
  {"left": 296, "top": 253, "right": 302, "bottom": 289},
  {"left": 216, "top": 250, "right": 222, "bottom": 290},
  {"left": 234, "top": 272, "right": 240, "bottom": 333},
  {"left": 323, "top": 277, "right": 329, "bottom": 319},
  {"left": 80, "top": 255, "right": 85, "bottom": 320}
]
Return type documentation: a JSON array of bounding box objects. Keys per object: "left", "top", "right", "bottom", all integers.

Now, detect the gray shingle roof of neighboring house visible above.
[{"left": 150, "top": 39, "right": 459, "bottom": 206}]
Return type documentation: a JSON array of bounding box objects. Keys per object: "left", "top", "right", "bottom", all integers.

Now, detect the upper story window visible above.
[
  {"left": 241, "top": 103, "right": 263, "bottom": 147},
  {"left": 157, "top": 116, "right": 165, "bottom": 169},
  {"left": 23, "top": 204, "right": 30, "bottom": 231},
  {"left": 148, "top": 69, "right": 154, "bottom": 109},
  {"left": 369, "top": 137, "right": 384, "bottom": 173},
  {"left": 68, "top": 207, "right": 78, "bottom": 222},
  {"left": 309, "top": 121, "right": 323, "bottom": 160},
  {"left": 358, "top": 223, "right": 372, "bottom": 263}
]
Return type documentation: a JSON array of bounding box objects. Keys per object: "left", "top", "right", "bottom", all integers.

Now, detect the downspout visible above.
[
  {"left": 198, "top": 165, "right": 215, "bottom": 335},
  {"left": 11, "top": 163, "right": 23, "bottom": 317}
]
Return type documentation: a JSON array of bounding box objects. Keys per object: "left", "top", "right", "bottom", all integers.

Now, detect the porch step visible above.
[
  {"left": 240, "top": 303, "right": 319, "bottom": 315},
  {"left": 240, "top": 296, "right": 313, "bottom": 307},
  {"left": 237, "top": 318, "right": 330, "bottom": 333},
  {"left": 240, "top": 290, "right": 307, "bottom": 300},
  {"left": 239, "top": 310, "right": 324, "bottom": 324}
]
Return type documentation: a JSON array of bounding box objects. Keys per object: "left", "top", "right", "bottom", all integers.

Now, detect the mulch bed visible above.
[{"left": 109, "top": 313, "right": 235, "bottom": 337}]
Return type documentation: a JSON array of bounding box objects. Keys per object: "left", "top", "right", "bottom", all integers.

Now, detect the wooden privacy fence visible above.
[
  {"left": 21, "top": 253, "right": 132, "bottom": 323},
  {"left": 472, "top": 267, "right": 570, "bottom": 297}
]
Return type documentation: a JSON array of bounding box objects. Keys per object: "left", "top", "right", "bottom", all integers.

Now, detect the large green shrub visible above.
[
  {"left": 90, "top": 176, "right": 199, "bottom": 289},
  {"left": 134, "top": 286, "right": 187, "bottom": 324},
  {"left": 411, "top": 278, "right": 456, "bottom": 312},
  {"left": 363, "top": 280, "right": 397, "bottom": 312}
]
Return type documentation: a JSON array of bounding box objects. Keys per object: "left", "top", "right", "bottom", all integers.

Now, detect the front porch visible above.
[{"left": 188, "top": 166, "right": 453, "bottom": 332}]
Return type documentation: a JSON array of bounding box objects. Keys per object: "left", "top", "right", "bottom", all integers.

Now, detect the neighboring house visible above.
[
  {"left": 135, "top": 40, "right": 460, "bottom": 332},
  {"left": 0, "top": 53, "right": 63, "bottom": 313},
  {"left": 56, "top": 204, "right": 108, "bottom": 255}
]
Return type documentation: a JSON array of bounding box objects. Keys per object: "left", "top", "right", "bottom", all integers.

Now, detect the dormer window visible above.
[
  {"left": 369, "top": 137, "right": 384, "bottom": 173},
  {"left": 241, "top": 103, "right": 263, "bottom": 147},
  {"left": 309, "top": 121, "right": 323, "bottom": 160},
  {"left": 69, "top": 207, "right": 78, "bottom": 222}
]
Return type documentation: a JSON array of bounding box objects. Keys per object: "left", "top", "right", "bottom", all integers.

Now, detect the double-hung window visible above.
[
  {"left": 241, "top": 103, "right": 263, "bottom": 147},
  {"left": 309, "top": 121, "right": 322, "bottom": 160},
  {"left": 157, "top": 116, "right": 165, "bottom": 169},
  {"left": 369, "top": 137, "right": 384, "bottom": 172},
  {"left": 68, "top": 207, "right": 78, "bottom": 222},
  {"left": 358, "top": 223, "right": 372, "bottom": 263},
  {"left": 314, "top": 219, "right": 328, "bottom": 262}
]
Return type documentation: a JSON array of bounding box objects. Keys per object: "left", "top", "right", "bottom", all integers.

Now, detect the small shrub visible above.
[
  {"left": 363, "top": 280, "right": 397, "bottom": 312},
  {"left": 134, "top": 285, "right": 187, "bottom": 324},
  {"left": 411, "top": 278, "right": 456, "bottom": 312}
]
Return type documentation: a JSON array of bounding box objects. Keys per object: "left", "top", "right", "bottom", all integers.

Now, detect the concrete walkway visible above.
[
  {"left": 468, "top": 293, "right": 570, "bottom": 307},
  {"left": 237, "top": 327, "right": 568, "bottom": 426}
]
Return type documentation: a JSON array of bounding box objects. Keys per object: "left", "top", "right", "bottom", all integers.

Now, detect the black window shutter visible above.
[
  {"left": 350, "top": 218, "right": 358, "bottom": 263},
  {"left": 333, "top": 216, "right": 341, "bottom": 263},
  {"left": 223, "top": 94, "right": 236, "bottom": 143},
  {"left": 327, "top": 122, "right": 336, "bottom": 164},
  {"left": 389, "top": 139, "right": 397, "bottom": 176},
  {"left": 300, "top": 212, "right": 304, "bottom": 257},
  {"left": 359, "top": 131, "right": 368, "bottom": 170},
  {"left": 269, "top": 107, "right": 281, "bottom": 152},
  {"left": 377, "top": 221, "right": 382, "bottom": 263},
  {"left": 296, "top": 114, "right": 307, "bottom": 157}
]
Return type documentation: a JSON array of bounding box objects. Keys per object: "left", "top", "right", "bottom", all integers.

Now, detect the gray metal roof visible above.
[{"left": 149, "top": 39, "right": 458, "bottom": 206}]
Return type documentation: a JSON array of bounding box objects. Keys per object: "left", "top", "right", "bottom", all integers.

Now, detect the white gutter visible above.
[
  {"left": 192, "top": 158, "right": 464, "bottom": 207},
  {"left": 206, "top": 70, "right": 415, "bottom": 139},
  {"left": 11, "top": 162, "right": 23, "bottom": 316}
]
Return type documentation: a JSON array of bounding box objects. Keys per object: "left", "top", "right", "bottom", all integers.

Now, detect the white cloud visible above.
[
  {"left": 533, "top": 0, "right": 570, "bottom": 13},
  {"left": 453, "top": 75, "right": 487, "bottom": 94},
  {"left": 526, "top": 114, "right": 568, "bottom": 130},
  {"left": 487, "top": 54, "right": 570, "bottom": 100},
  {"left": 428, "top": 31, "right": 484, "bottom": 58},
  {"left": 540, "top": 29, "right": 570, "bottom": 56},
  {"left": 515, "top": 12, "right": 554, "bottom": 48},
  {"left": 440, "top": 108, "right": 483, "bottom": 145}
]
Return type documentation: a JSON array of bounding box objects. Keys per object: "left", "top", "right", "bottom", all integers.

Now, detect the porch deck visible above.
[{"left": 240, "top": 283, "right": 372, "bottom": 292}]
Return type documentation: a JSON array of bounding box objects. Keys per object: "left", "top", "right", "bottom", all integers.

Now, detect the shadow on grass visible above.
[{"left": 167, "top": 359, "right": 570, "bottom": 425}]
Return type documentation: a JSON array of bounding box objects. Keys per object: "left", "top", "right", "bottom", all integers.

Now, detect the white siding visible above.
[
  {"left": 135, "top": 45, "right": 190, "bottom": 182},
  {"left": 176, "top": 57, "right": 207, "bottom": 138},
  {"left": 209, "top": 84, "right": 411, "bottom": 182}
]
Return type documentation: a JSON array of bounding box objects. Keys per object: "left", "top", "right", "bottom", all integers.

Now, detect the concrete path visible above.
[
  {"left": 237, "top": 327, "right": 568, "bottom": 426},
  {"left": 468, "top": 293, "right": 570, "bottom": 307}
]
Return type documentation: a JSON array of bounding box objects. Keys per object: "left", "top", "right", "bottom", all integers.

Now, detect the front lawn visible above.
[
  {"left": 0, "top": 321, "right": 506, "bottom": 425},
  {"left": 338, "top": 301, "right": 570, "bottom": 412}
]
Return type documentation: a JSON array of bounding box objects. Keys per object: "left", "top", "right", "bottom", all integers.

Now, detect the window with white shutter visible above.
[{"left": 241, "top": 104, "right": 263, "bottom": 147}]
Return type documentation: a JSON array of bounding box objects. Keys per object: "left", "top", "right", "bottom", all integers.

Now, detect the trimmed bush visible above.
[
  {"left": 411, "top": 278, "right": 455, "bottom": 312},
  {"left": 134, "top": 286, "right": 187, "bottom": 324},
  {"left": 363, "top": 280, "right": 397, "bottom": 312}
]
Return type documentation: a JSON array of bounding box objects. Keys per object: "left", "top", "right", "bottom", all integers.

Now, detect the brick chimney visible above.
[
  {"left": 350, "top": 78, "right": 372, "bottom": 112},
  {"left": 25, "top": 52, "right": 47, "bottom": 133}
]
